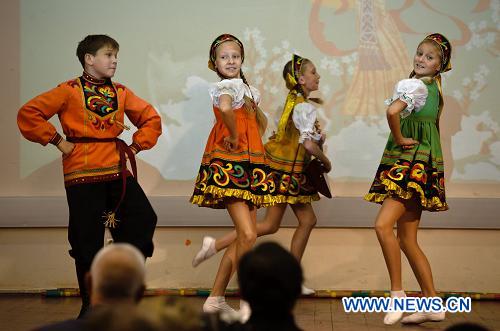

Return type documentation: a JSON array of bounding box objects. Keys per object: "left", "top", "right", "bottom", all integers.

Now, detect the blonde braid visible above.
[{"left": 240, "top": 70, "right": 267, "bottom": 136}]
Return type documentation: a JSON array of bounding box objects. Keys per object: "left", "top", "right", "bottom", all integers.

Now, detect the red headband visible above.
[
  {"left": 208, "top": 34, "right": 244, "bottom": 72},
  {"left": 423, "top": 33, "right": 452, "bottom": 73}
]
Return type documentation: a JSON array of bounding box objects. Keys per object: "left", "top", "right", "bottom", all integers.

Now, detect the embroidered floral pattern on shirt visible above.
[{"left": 79, "top": 76, "right": 119, "bottom": 131}]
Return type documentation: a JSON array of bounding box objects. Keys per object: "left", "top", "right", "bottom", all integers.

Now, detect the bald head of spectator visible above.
[{"left": 86, "top": 243, "right": 146, "bottom": 306}]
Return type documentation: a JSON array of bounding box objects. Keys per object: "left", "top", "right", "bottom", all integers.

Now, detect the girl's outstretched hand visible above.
[
  {"left": 396, "top": 137, "right": 419, "bottom": 149},
  {"left": 223, "top": 135, "right": 239, "bottom": 152}
]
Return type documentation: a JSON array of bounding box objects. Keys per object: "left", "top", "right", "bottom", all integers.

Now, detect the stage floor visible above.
[{"left": 1, "top": 295, "right": 499, "bottom": 331}]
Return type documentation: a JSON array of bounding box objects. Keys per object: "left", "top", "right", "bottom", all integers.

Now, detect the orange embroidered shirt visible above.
[{"left": 17, "top": 72, "right": 162, "bottom": 186}]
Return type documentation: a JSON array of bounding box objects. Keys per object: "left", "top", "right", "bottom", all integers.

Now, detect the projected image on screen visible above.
[{"left": 19, "top": 0, "right": 500, "bottom": 197}]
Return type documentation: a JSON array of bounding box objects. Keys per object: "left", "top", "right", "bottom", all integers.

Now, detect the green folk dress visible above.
[{"left": 365, "top": 78, "right": 448, "bottom": 211}]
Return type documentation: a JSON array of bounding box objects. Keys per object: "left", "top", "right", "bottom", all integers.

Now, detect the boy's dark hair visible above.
[
  {"left": 238, "top": 242, "right": 303, "bottom": 316},
  {"left": 76, "top": 35, "right": 119, "bottom": 68}
]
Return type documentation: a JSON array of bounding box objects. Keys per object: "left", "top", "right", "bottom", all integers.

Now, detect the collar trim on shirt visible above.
[{"left": 82, "top": 71, "right": 106, "bottom": 85}]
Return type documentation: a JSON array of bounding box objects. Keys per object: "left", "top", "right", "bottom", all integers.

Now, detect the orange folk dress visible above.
[{"left": 190, "top": 79, "right": 276, "bottom": 209}]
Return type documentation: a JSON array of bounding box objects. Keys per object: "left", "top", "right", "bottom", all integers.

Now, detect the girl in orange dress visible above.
[{"left": 190, "top": 34, "right": 275, "bottom": 314}]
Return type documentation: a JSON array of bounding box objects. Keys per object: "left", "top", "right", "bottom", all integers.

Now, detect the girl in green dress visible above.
[{"left": 364, "top": 33, "right": 452, "bottom": 325}]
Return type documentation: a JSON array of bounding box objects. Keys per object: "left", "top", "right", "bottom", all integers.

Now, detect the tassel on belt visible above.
[{"left": 66, "top": 137, "right": 137, "bottom": 228}]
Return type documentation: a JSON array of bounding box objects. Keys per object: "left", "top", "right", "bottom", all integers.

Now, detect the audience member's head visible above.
[
  {"left": 444, "top": 322, "right": 491, "bottom": 331},
  {"left": 87, "top": 243, "right": 146, "bottom": 306},
  {"left": 238, "top": 242, "right": 303, "bottom": 316}
]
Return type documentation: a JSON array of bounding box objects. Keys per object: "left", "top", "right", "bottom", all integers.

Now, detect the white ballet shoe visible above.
[
  {"left": 384, "top": 311, "right": 404, "bottom": 325},
  {"left": 301, "top": 285, "right": 315, "bottom": 295},
  {"left": 203, "top": 296, "right": 237, "bottom": 314},
  {"left": 238, "top": 299, "right": 252, "bottom": 323},
  {"left": 192, "top": 236, "right": 216, "bottom": 267},
  {"left": 383, "top": 290, "right": 406, "bottom": 325},
  {"left": 401, "top": 311, "right": 445, "bottom": 324}
]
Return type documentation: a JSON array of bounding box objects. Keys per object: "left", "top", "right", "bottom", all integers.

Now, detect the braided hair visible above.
[{"left": 241, "top": 70, "right": 267, "bottom": 136}]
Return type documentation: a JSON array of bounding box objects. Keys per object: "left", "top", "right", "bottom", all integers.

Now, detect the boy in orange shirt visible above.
[{"left": 17, "top": 35, "right": 162, "bottom": 318}]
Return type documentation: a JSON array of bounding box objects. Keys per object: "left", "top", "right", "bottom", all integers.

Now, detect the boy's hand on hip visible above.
[{"left": 57, "top": 140, "right": 75, "bottom": 156}]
